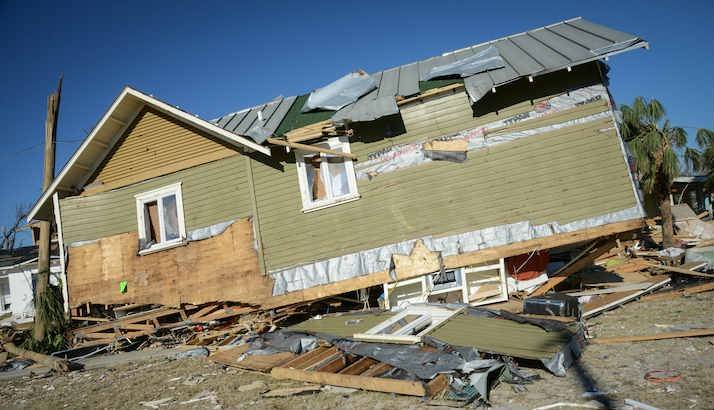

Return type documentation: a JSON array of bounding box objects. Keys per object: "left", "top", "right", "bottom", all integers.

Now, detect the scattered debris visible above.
[
  {"left": 262, "top": 385, "right": 322, "bottom": 398},
  {"left": 139, "top": 397, "right": 174, "bottom": 409}
]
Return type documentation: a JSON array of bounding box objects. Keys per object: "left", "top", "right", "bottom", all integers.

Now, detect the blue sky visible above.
[{"left": 1, "top": 0, "right": 712, "bottom": 246}]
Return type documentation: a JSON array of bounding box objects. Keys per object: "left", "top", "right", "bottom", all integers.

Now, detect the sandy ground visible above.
[{"left": 0, "top": 292, "right": 712, "bottom": 410}]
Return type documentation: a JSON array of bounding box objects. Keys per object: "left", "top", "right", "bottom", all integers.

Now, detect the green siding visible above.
[
  {"left": 60, "top": 154, "right": 252, "bottom": 244},
  {"left": 427, "top": 312, "right": 575, "bottom": 359},
  {"left": 289, "top": 311, "right": 396, "bottom": 337},
  {"left": 251, "top": 87, "right": 638, "bottom": 272}
]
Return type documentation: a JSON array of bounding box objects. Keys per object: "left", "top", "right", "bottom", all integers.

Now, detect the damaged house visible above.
[{"left": 27, "top": 17, "right": 649, "bottom": 315}]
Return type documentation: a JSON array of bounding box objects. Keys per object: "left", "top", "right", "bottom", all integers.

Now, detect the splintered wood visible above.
[
  {"left": 66, "top": 219, "right": 273, "bottom": 307},
  {"left": 268, "top": 345, "right": 448, "bottom": 397}
]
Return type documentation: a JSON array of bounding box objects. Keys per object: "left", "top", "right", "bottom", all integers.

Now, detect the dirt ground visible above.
[{"left": 1, "top": 292, "right": 712, "bottom": 410}]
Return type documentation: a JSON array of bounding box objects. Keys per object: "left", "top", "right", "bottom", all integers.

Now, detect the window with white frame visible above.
[
  {"left": 295, "top": 137, "right": 359, "bottom": 212},
  {"left": 135, "top": 182, "right": 186, "bottom": 254}
]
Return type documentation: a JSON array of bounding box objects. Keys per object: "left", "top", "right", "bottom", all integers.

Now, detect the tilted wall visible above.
[{"left": 251, "top": 67, "right": 639, "bottom": 273}]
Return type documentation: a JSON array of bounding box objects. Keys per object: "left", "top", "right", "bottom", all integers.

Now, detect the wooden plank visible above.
[
  {"left": 589, "top": 328, "right": 714, "bottom": 345},
  {"left": 280, "top": 346, "right": 332, "bottom": 369},
  {"left": 566, "top": 282, "right": 653, "bottom": 296},
  {"left": 360, "top": 362, "right": 392, "bottom": 377},
  {"left": 352, "top": 333, "right": 421, "bottom": 344},
  {"left": 261, "top": 219, "right": 645, "bottom": 310},
  {"left": 426, "top": 374, "right": 449, "bottom": 398},
  {"left": 316, "top": 355, "right": 349, "bottom": 373},
  {"left": 271, "top": 367, "right": 426, "bottom": 396},
  {"left": 640, "top": 281, "right": 714, "bottom": 302},
  {"left": 646, "top": 263, "right": 714, "bottom": 278},
  {"left": 530, "top": 238, "right": 617, "bottom": 296},
  {"left": 266, "top": 138, "right": 357, "bottom": 160},
  {"left": 339, "top": 357, "right": 378, "bottom": 375},
  {"left": 583, "top": 277, "right": 671, "bottom": 318}
]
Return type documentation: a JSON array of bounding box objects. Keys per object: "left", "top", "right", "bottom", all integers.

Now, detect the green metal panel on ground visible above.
[
  {"left": 288, "top": 311, "right": 396, "bottom": 338},
  {"left": 251, "top": 72, "right": 637, "bottom": 273},
  {"left": 60, "top": 154, "right": 252, "bottom": 245},
  {"left": 427, "top": 312, "right": 574, "bottom": 359}
]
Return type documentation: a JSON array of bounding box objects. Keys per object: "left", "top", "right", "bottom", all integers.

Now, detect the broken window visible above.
[
  {"left": 135, "top": 182, "right": 186, "bottom": 254},
  {"left": 296, "top": 137, "right": 359, "bottom": 212}
]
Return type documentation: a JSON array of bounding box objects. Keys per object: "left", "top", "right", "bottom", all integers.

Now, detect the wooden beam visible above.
[
  {"left": 339, "top": 357, "right": 378, "bottom": 375},
  {"left": 397, "top": 83, "right": 465, "bottom": 107},
  {"left": 640, "top": 281, "right": 714, "bottom": 302},
  {"left": 530, "top": 238, "right": 617, "bottom": 297},
  {"left": 271, "top": 367, "right": 427, "bottom": 396},
  {"left": 266, "top": 138, "right": 357, "bottom": 160},
  {"left": 646, "top": 263, "right": 714, "bottom": 278},
  {"left": 589, "top": 328, "right": 714, "bottom": 345},
  {"left": 260, "top": 219, "right": 644, "bottom": 309}
]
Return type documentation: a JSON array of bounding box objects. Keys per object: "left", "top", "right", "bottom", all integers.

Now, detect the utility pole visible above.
[{"left": 33, "top": 76, "right": 62, "bottom": 342}]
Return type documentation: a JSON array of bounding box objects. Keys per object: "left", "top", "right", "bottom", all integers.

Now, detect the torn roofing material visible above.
[{"left": 211, "top": 17, "right": 647, "bottom": 138}]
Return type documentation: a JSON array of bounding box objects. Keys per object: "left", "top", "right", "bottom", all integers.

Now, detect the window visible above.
[
  {"left": 0, "top": 277, "right": 10, "bottom": 312},
  {"left": 295, "top": 137, "right": 359, "bottom": 212},
  {"left": 135, "top": 182, "right": 186, "bottom": 254}
]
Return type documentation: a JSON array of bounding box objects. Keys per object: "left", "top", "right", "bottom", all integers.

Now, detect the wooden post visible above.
[{"left": 33, "top": 76, "right": 62, "bottom": 342}]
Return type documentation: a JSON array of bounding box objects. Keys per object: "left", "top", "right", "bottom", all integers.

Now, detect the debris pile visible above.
[{"left": 2, "top": 205, "right": 713, "bottom": 407}]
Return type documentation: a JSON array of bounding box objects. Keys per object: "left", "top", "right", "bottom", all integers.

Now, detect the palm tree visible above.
[
  {"left": 619, "top": 97, "right": 687, "bottom": 248},
  {"left": 684, "top": 128, "right": 714, "bottom": 190}
]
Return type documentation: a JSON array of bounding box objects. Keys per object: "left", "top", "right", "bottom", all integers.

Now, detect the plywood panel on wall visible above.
[{"left": 66, "top": 219, "right": 273, "bottom": 307}]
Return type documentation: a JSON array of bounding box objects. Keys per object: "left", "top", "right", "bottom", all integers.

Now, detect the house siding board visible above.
[
  {"left": 86, "top": 107, "right": 241, "bottom": 192},
  {"left": 61, "top": 154, "right": 252, "bottom": 245},
  {"left": 251, "top": 84, "right": 637, "bottom": 272}
]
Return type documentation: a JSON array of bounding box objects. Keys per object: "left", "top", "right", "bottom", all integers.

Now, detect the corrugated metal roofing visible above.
[{"left": 211, "top": 17, "right": 647, "bottom": 140}]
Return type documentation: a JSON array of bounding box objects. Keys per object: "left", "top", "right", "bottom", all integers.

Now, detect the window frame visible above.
[
  {"left": 134, "top": 182, "right": 187, "bottom": 255},
  {"left": 295, "top": 137, "right": 359, "bottom": 213}
]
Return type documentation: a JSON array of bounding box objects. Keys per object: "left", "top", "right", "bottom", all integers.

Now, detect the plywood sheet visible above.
[{"left": 67, "top": 219, "right": 273, "bottom": 307}]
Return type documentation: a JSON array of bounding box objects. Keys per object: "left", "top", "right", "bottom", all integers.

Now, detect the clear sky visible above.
[{"left": 1, "top": 0, "right": 712, "bottom": 246}]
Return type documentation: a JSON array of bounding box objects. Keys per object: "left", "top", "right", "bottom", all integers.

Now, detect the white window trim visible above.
[
  {"left": 134, "top": 182, "right": 187, "bottom": 255},
  {"left": 295, "top": 137, "right": 359, "bottom": 213}
]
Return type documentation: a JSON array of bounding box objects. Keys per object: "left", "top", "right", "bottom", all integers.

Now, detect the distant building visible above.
[
  {"left": 0, "top": 246, "right": 60, "bottom": 325},
  {"left": 672, "top": 172, "right": 712, "bottom": 215}
]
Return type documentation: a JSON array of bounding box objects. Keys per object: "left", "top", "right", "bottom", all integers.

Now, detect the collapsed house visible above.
[{"left": 26, "top": 18, "right": 650, "bottom": 317}]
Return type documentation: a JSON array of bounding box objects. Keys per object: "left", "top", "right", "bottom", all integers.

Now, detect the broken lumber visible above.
[
  {"left": 531, "top": 238, "right": 617, "bottom": 296},
  {"left": 640, "top": 281, "right": 714, "bottom": 302},
  {"left": 271, "top": 367, "right": 427, "bottom": 396},
  {"left": 1, "top": 342, "right": 70, "bottom": 372},
  {"left": 589, "top": 328, "right": 714, "bottom": 345},
  {"left": 266, "top": 138, "right": 357, "bottom": 160},
  {"left": 646, "top": 263, "right": 714, "bottom": 278}
]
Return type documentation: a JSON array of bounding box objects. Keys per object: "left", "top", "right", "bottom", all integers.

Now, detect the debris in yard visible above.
[
  {"left": 589, "top": 328, "right": 714, "bottom": 344},
  {"left": 644, "top": 369, "right": 682, "bottom": 383},
  {"left": 179, "top": 390, "right": 221, "bottom": 408},
  {"left": 237, "top": 380, "right": 269, "bottom": 393},
  {"left": 624, "top": 398, "right": 661, "bottom": 410},
  {"left": 262, "top": 385, "right": 322, "bottom": 397},
  {"left": 139, "top": 397, "right": 174, "bottom": 409}
]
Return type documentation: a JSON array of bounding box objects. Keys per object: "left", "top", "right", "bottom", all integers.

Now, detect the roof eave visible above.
[{"left": 27, "top": 87, "right": 271, "bottom": 222}]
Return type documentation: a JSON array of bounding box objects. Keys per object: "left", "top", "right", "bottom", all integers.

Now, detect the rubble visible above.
[{"left": 2, "top": 208, "right": 713, "bottom": 407}]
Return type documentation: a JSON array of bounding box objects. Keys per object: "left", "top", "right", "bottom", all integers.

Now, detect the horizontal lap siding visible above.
[
  {"left": 61, "top": 155, "right": 252, "bottom": 244},
  {"left": 85, "top": 107, "right": 240, "bottom": 193},
  {"left": 252, "top": 88, "right": 637, "bottom": 272}
]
